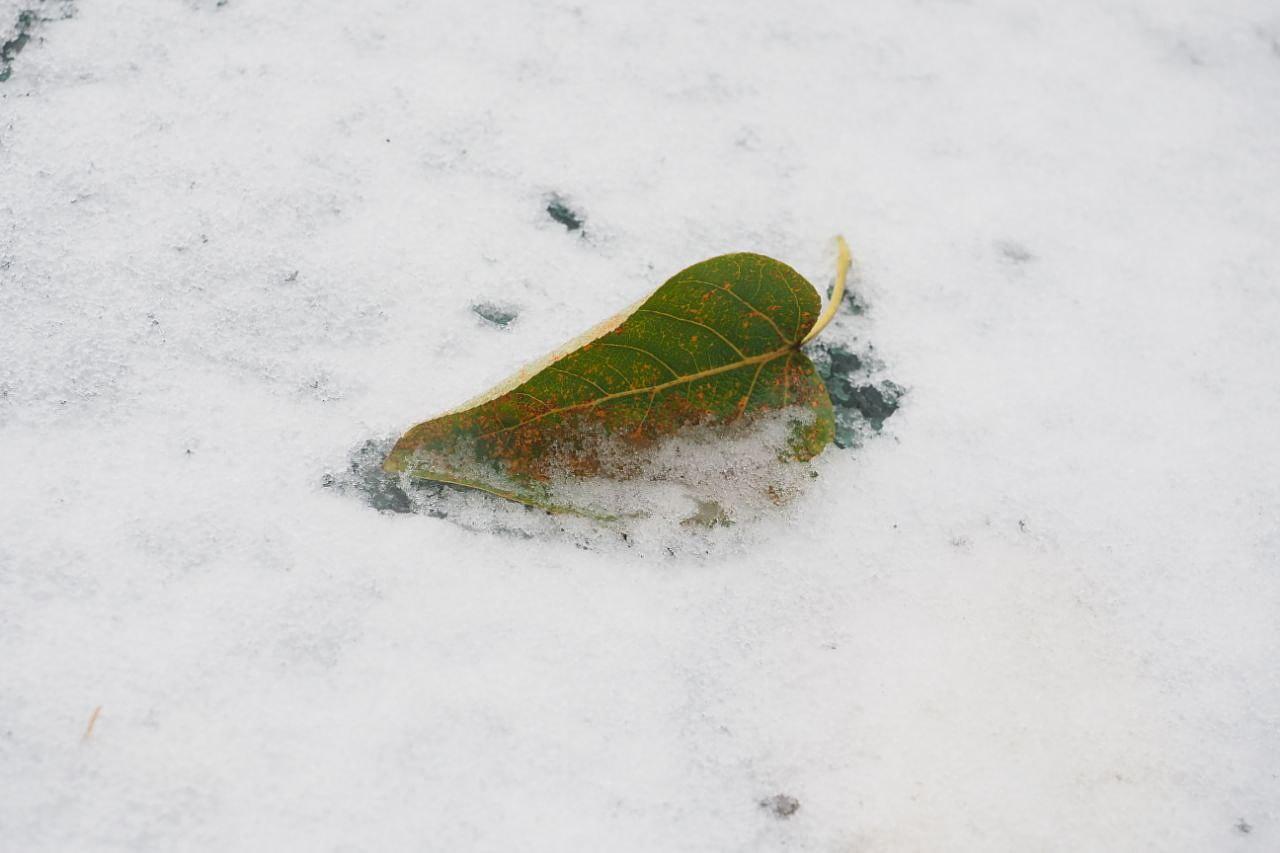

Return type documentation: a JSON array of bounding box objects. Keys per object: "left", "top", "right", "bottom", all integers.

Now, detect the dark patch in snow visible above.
[
  {"left": 845, "top": 381, "right": 904, "bottom": 431},
  {"left": 0, "top": 10, "right": 35, "bottom": 82},
  {"left": 324, "top": 439, "right": 417, "bottom": 515},
  {"left": 472, "top": 301, "right": 518, "bottom": 328},
  {"left": 0, "top": 2, "right": 75, "bottom": 83},
  {"left": 1235, "top": 818, "right": 1252, "bottom": 835},
  {"left": 811, "top": 340, "right": 904, "bottom": 448},
  {"left": 329, "top": 438, "right": 505, "bottom": 526},
  {"left": 760, "top": 794, "right": 800, "bottom": 819},
  {"left": 997, "top": 240, "right": 1034, "bottom": 264},
  {"left": 546, "top": 194, "right": 584, "bottom": 232},
  {"left": 830, "top": 278, "right": 867, "bottom": 315},
  {"left": 822, "top": 343, "right": 862, "bottom": 377}
]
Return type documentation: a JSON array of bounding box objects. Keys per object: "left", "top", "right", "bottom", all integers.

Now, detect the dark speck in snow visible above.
[
  {"left": 473, "top": 302, "right": 518, "bottom": 328},
  {"left": 760, "top": 794, "right": 800, "bottom": 819},
  {"left": 546, "top": 194, "right": 584, "bottom": 232},
  {"left": 997, "top": 240, "right": 1034, "bottom": 264}
]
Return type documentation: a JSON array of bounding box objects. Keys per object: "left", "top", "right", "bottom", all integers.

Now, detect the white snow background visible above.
[{"left": 2, "top": 0, "right": 1279, "bottom": 850}]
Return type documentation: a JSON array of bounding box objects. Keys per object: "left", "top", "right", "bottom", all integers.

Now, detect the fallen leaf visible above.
[{"left": 384, "top": 241, "right": 850, "bottom": 516}]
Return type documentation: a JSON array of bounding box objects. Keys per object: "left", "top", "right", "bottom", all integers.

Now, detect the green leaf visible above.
[{"left": 384, "top": 249, "right": 844, "bottom": 516}]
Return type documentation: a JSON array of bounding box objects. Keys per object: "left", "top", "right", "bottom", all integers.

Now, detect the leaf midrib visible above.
[{"left": 477, "top": 346, "right": 797, "bottom": 439}]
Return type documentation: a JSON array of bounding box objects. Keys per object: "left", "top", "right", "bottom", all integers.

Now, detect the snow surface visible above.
[{"left": 3, "top": 0, "right": 1280, "bottom": 850}]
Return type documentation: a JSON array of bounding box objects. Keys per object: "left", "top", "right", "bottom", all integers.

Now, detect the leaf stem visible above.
[{"left": 800, "top": 235, "right": 850, "bottom": 346}]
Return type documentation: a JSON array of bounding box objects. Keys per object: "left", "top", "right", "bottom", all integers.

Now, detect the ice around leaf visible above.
[{"left": 384, "top": 245, "right": 849, "bottom": 516}]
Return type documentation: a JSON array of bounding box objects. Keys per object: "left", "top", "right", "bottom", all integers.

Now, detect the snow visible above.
[{"left": 2, "top": 0, "right": 1279, "bottom": 849}]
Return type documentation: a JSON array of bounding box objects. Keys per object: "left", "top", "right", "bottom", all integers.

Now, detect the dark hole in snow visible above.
[
  {"left": 811, "top": 340, "right": 904, "bottom": 448},
  {"left": 0, "top": 11, "right": 35, "bottom": 82},
  {"left": 329, "top": 438, "right": 540, "bottom": 532},
  {"left": 1235, "top": 818, "right": 1252, "bottom": 835},
  {"left": 760, "top": 794, "right": 800, "bottom": 819},
  {"left": 325, "top": 439, "right": 426, "bottom": 516},
  {"left": 1, "top": 3, "right": 75, "bottom": 83},
  {"left": 472, "top": 301, "right": 518, "bottom": 328},
  {"left": 825, "top": 344, "right": 862, "bottom": 376},
  {"left": 844, "top": 382, "right": 903, "bottom": 431},
  {"left": 546, "top": 195, "right": 584, "bottom": 232},
  {"left": 831, "top": 281, "right": 867, "bottom": 315}
]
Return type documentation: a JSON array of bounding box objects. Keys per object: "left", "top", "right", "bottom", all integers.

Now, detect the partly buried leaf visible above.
[{"left": 384, "top": 246, "right": 848, "bottom": 516}]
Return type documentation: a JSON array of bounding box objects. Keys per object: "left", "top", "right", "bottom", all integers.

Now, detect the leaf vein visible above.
[
  {"left": 634, "top": 390, "right": 659, "bottom": 437},
  {"left": 596, "top": 342, "right": 679, "bottom": 379},
  {"left": 549, "top": 366, "right": 609, "bottom": 396},
  {"left": 510, "top": 390, "right": 549, "bottom": 409},
  {"left": 787, "top": 280, "right": 804, "bottom": 340},
  {"left": 600, "top": 361, "right": 633, "bottom": 390},
  {"left": 479, "top": 349, "right": 791, "bottom": 440},
  {"left": 736, "top": 361, "right": 766, "bottom": 420},
  {"left": 635, "top": 308, "right": 747, "bottom": 359},
  {"left": 682, "top": 278, "right": 789, "bottom": 346}
]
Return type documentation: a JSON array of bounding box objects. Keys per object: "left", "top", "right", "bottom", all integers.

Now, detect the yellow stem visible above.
[{"left": 800, "top": 235, "right": 850, "bottom": 346}]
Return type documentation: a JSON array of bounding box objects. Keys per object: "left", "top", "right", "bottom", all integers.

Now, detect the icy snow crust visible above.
[{"left": 3, "top": 1, "right": 1280, "bottom": 851}]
